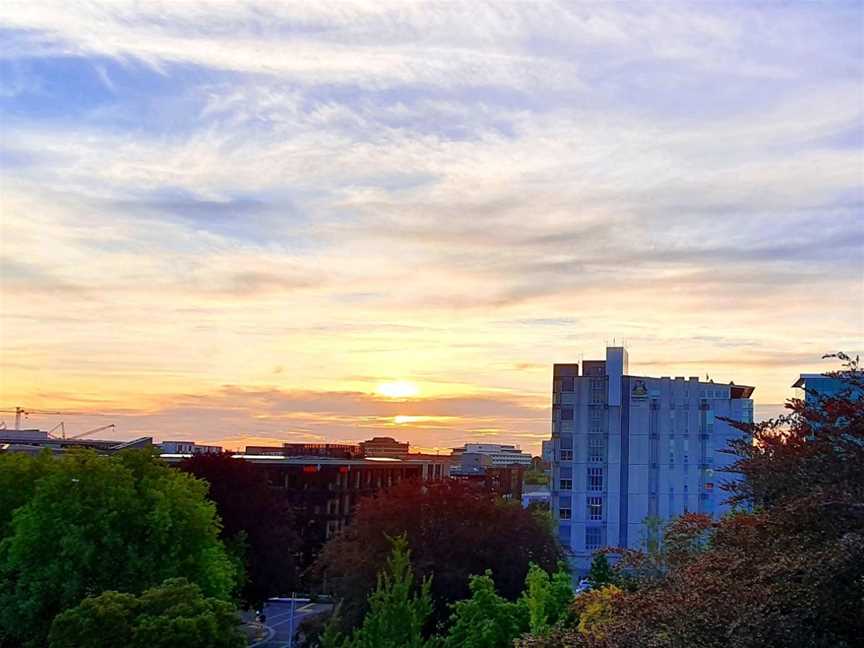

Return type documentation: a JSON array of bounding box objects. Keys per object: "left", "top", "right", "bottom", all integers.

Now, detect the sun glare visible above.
[{"left": 376, "top": 381, "right": 420, "bottom": 398}]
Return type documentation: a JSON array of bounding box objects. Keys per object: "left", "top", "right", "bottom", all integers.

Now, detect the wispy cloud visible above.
[{"left": 1, "top": 1, "right": 861, "bottom": 452}]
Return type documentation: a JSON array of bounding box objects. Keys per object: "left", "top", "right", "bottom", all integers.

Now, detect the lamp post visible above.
[{"left": 287, "top": 592, "right": 296, "bottom": 648}]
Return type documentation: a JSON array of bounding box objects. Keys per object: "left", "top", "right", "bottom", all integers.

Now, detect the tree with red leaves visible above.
[
  {"left": 179, "top": 453, "right": 300, "bottom": 608},
  {"left": 310, "top": 479, "right": 563, "bottom": 632},
  {"left": 519, "top": 355, "right": 864, "bottom": 648}
]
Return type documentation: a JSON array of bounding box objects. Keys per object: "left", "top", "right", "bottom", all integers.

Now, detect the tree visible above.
[
  {"left": 0, "top": 449, "right": 237, "bottom": 647},
  {"left": 179, "top": 453, "right": 300, "bottom": 607},
  {"left": 444, "top": 571, "right": 527, "bottom": 648},
  {"left": 48, "top": 578, "right": 245, "bottom": 648},
  {"left": 571, "top": 586, "right": 622, "bottom": 640},
  {"left": 0, "top": 450, "right": 55, "bottom": 540},
  {"left": 343, "top": 534, "right": 435, "bottom": 648},
  {"left": 311, "top": 480, "right": 562, "bottom": 630},
  {"left": 586, "top": 553, "right": 615, "bottom": 589},
  {"left": 518, "top": 563, "right": 574, "bottom": 635}
]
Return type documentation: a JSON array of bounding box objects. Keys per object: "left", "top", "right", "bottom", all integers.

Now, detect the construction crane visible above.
[
  {"left": 0, "top": 407, "right": 65, "bottom": 429},
  {"left": 0, "top": 408, "right": 117, "bottom": 441},
  {"left": 48, "top": 422, "right": 66, "bottom": 439},
  {"left": 67, "top": 424, "right": 116, "bottom": 441}
]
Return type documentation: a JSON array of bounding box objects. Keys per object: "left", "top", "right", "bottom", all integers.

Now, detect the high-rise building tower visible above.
[{"left": 550, "top": 347, "right": 754, "bottom": 571}]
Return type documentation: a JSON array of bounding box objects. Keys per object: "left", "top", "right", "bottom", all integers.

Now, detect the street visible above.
[{"left": 250, "top": 598, "right": 333, "bottom": 647}]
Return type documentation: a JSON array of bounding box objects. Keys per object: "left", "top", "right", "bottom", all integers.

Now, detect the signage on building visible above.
[{"left": 631, "top": 380, "right": 648, "bottom": 400}]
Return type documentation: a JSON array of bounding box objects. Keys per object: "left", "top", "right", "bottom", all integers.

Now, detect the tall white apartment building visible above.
[{"left": 550, "top": 347, "right": 754, "bottom": 571}]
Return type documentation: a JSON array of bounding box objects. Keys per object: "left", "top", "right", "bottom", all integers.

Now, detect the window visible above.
[
  {"left": 668, "top": 437, "right": 675, "bottom": 465},
  {"left": 588, "top": 466, "right": 603, "bottom": 491},
  {"left": 590, "top": 410, "right": 602, "bottom": 432},
  {"left": 590, "top": 379, "right": 605, "bottom": 404},
  {"left": 585, "top": 527, "right": 601, "bottom": 550},
  {"left": 588, "top": 435, "right": 604, "bottom": 462},
  {"left": 560, "top": 449, "right": 573, "bottom": 461},
  {"left": 559, "top": 479, "right": 572, "bottom": 490},
  {"left": 559, "top": 507, "right": 572, "bottom": 520},
  {"left": 683, "top": 438, "right": 689, "bottom": 464},
  {"left": 561, "top": 407, "right": 573, "bottom": 421},
  {"left": 558, "top": 525, "right": 571, "bottom": 543},
  {"left": 562, "top": 377, "right": 574, "bottom": 392},
  {"left": 587, "top": 496, "right": 603, "bottom": 520}
]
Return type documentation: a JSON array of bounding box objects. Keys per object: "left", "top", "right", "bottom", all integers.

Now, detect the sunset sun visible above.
[{"left": 376, "top": 381, "right": 420, "bottom": 399}]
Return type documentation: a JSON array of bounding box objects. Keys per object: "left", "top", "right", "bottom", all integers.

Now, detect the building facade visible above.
[
  {"left": 160, "top": 440, "right": 222, "bottom": 454},
  {"left": 550, "top": 347, "right": 754, "bottom": 571},
  {"left": 451, "top": 443, "right": 533, "bottom": 467},
  {"left": 161, "top": 449, "right": 451, "bottom": 562},
  {"left": 359, "top": 436, "right": 410, "bottom": 458}
]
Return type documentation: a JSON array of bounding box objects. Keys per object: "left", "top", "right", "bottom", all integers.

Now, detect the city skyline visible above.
[{"left": 2, "top": 2, "right": 862, "bottom": 454}]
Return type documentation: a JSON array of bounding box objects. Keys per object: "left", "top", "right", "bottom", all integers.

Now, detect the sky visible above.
[{"left": 0, "top": 1, "right": 862, "bottom": 454}]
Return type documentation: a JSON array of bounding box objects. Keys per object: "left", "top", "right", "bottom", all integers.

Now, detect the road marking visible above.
[{"left": 270, "top": 609, "right": 317, "bottom": 628}]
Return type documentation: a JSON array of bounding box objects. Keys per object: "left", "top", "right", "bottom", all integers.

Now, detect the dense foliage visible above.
[
  {"left": 519, "top": 356, "right": 864, "bottom": 648},
  {"left": 311, "top": 479, "right": 562, "bottom": 629},
  {"left": 0, "top": 449, "right": 238, "bottom": 648},
  {"left": 316, "top": 541, "right": 572, "bottom": 648},
  {"left": 179, "top": 452, "right": 300, "bottom": 607},
  {"left": 48, "top": 578, "right": 245, "bottom": 648},
  {"left": 322, "top": 535, "right": 436, "bottom": 648},
  {"left": 444, "top": 571, "right": 527, "bottom": 648}
]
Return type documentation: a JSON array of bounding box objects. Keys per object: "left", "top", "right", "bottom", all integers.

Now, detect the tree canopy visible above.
[
  {"left": 444, "top": 571, "right": 526, "bottom": 648},
  {"left": 311, "top": 479, "right": 563, "bottom": 630},
  {"left": 0, "top": 449, "right": 238, "bottom": 647},
  {"left": 48, "top": 578, "right": 245, "bottom": 648},
  {"left": 324, "top": 535, "right": 435, "bottom": 648},
  {"left": 179, "top": 452, "right": 300, "bottom": 607}
]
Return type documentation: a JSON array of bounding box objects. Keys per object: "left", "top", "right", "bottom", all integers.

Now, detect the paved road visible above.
[{"left": 251, "top": 598, "right": 332, "bottom": 647}]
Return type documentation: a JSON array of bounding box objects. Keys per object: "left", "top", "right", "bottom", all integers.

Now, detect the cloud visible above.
[
  {"left": 9, "top": 385, "right": 549, "bottom": 453},
  {"left": 0, "top": 1, "right": 861, "bottom": 442}
]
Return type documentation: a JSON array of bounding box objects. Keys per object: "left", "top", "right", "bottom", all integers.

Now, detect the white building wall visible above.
[{"left": 551, "top": 353, "right": 754, "bottom": 572}]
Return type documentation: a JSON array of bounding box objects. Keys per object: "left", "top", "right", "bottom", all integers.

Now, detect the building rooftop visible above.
[{"left": 160, "top": 453, "right": 448, "bottom": 466}]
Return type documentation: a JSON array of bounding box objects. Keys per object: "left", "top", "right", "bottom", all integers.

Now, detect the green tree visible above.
[
  {"left": 518, "top": 563, "right": 574, "bottom": 635},
  {"left": 48, "top": 578, "right": 244, "bottom": 648},
  {"left": 586, "top": 553, "right": 615, "bottom": 589},
  {"left": 444, "top": 571, "right": 528, "bottom": 648},
  {"left": 318, "top": 607, "right": 347, "bottom": 648},
  {"left": 345, "top": 534, "right": 435, "bottom": 648},
  {"left": 0, "top": 450, "right": 55, "bottom": 539},
  {"left": 0, "top": 450, "right": 237, "bottom": 647}
]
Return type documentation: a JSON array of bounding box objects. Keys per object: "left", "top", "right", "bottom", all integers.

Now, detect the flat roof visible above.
[
  {"left": 791, "top": 373, "right": 837, "bottom": 389},
  {"left": 160, "top": 453, "right": 448, "bottom": 466}
]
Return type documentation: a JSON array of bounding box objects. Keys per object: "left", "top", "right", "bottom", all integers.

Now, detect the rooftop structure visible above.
[
  {"left": 792, "top": 373, "right": 861, "bottom": 406},
  {"left": 0, "top": 430, "right": 153, "bottom": 455},
  {"left": 160, "top": 441, "right": 222, "bottom": 455},
  {"left": 360, "top": 436, "right": 410, "bottom": 458},
  {"left": 451, "top": 443, "right": 533, "bottom": 467}
]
